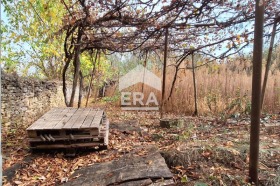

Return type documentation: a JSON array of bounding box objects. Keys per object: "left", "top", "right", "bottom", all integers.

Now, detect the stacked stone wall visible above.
[{"left": 1, "top": 72, "right": 65, "bottom": 127}]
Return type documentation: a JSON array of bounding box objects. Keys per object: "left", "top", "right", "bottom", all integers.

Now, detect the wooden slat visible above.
[
  {"left": 62, "top": 108, "right": 85, "bottom": 129},
  {"left": 53, "top": 108, "right": 78, "bottom": 129},
  {"left": 90, "top": 110, "right": 104, "bottom": 128},
  {"left": 71, "top": 108, "right": 92, "bottom": 129},
  {"left": 30, "top": 142, "right": 103, "bottom": 149},
  {"left": 28, "top": 136, "right": 102, "bottom": 142},
  {"left": 80, "top": 109, "right": 98, "bottom": 129},
  {"left": 102, "top": 119, "right": 109, "bottom": 145},
  {"left": 27, "top": 108, "right": 64, "bottom": 130},
  {"left": 27, "top": 108, "right": 105, "bottom": 132},
  {"left": 51, "top": 108, "right": 77, "bottom": 129},
  {"left": 42, "top": 108, "right": 73, "bottom": 129},
  {"left": 27, "top": 109, "right": 55, "bottom": 130}
]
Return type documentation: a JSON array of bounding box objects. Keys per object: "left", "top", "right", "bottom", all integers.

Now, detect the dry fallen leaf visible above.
[
  {"left": 39, "top": 176, "right": 46, "bottom": 180},
  {"left": 201, "top": 151, "right": 212, "bottom": 158},
  {"left": 14, "top": 180, "right": 23, "bottom": 185},
  {"left": 224, "top": 141, "right": 234, "bottom": 147},
  {"left": 61, "top": 177, "right": 68, "bottom": 183}
]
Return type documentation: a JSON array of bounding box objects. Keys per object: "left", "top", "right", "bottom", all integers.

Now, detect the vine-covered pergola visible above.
[
  {"left": 60, "top": 0, "right": 279, "bottom": 107},
  {"left": 58, "top": 1, "right": 280, "bottom": 184}
]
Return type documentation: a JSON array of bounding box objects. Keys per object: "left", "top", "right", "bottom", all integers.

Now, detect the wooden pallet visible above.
[{"left": 26, "top": 108, "right": 109, "bottom": 150}]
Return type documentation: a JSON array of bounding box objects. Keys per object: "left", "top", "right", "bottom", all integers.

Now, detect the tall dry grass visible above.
[
  {"left": 163, "top": 63, "right": 280, "bottom": 115},
  {"left": 104, "top": 60, "right": 280, "bottom": 115}
]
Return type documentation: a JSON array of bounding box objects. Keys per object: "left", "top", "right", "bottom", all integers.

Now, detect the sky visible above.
[{"left": 1, "top": 2, "right": 7, "bottom": 24}]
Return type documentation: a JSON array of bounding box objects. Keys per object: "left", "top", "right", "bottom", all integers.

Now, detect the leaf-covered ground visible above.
[{"left": 2, "top": 102, "right": 280, "bottom": 186}]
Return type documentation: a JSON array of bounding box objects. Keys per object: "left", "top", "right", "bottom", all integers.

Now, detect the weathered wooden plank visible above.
[
  {"left": 62, "top": 108, "right": 85, "bottom": 129},
  {"left": 103, "top": 119, "right": 109, "bottom": 145},
  {"left": 99, "top": 118, "right": 109, "bottom": 136},
  {"left": 43, "top": 108, "right": 69, "bottom": 127},
  {"left": 27, "top": 108, "right": 64, "bottom": 130},
  {"left": 42, "top": 108, "right": 73, "bottom": 130},
  {"left": 27, "top": 109, "right": 55, "bottom": 130},
  {"left": 28, "top": 135, "right": 102, "bottom": 142},
  {"left": 52, "top": 108, "right": 78, "bottom": 129},
  {"left": 80, "top": 109, "right": 97, "bottom": 129},
  {"left": 30, "top": 142, "right": 103, "bottom": 149},
  {"left": 90, "top": 110, "right": 104, "bottom": 128},
  {"left": 71, "top": 108, "right": 92, "bottom": 129}
]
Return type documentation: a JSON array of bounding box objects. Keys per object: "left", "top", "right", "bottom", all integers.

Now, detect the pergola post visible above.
[
  {"left": 161, "top": 27, "right": 169, "bottom": 118},
  {"left": 249, "top": 0, "right": 265, "bottom": 184}
]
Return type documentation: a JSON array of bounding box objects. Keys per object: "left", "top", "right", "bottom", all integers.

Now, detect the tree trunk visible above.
[
  {"left": 62, "top": 57, "right": 71, "bottom": 107},
  {"left": 62, "top": 28, "right": 74, "bottom": 107},
  {"left": 191, "top": 53, "right": 198, "bottom": 116},
  {"left": 85, "top": 50, "right": 99, "bottom": 107},
  {"left": 261, "top": 18, "right": 278, "bottom": 110},
  {"left": 141, "top": 51, "right": 148, "bottom": 94},
  {"left": 249, "top": 0, "right": 265, "bottom": 185},
  {"left": 161, "top": 27, "right": 168, "bottom": 118},
  {"left": 78, "top": 70, "right": 83, "bottom": 108},
  {"left": 69, "top": 28, "right": 83, "bottom": 107}
]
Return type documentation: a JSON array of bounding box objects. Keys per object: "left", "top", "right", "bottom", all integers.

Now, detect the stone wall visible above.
[{"left": 1, "top": 72, "right": 66, "bottom": 128}]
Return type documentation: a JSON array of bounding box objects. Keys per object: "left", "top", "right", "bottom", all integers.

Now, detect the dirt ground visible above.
[{"left": 2, "top": 101, "right": 280, "bottom": 186}]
